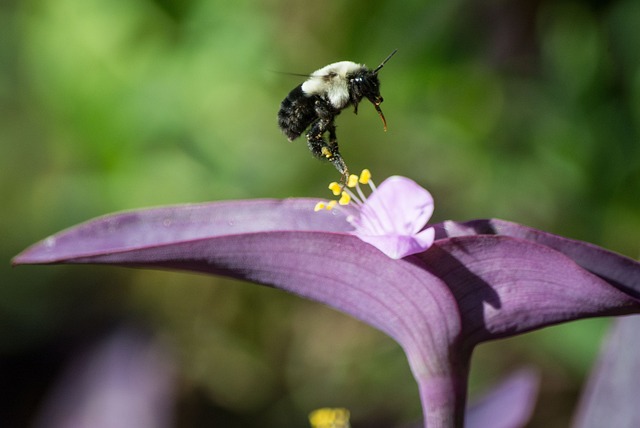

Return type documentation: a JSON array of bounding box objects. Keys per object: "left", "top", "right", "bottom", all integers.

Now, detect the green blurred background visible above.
[{"left": 2, "top": 0, "right": 639, "bottom": 426}]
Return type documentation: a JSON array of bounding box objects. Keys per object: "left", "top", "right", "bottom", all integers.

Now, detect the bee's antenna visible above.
[
  {"left": 373, "top": 49, "right": 398, "bottom": 74},
  {"left": 271, "top": 70, "right": 312, "bottom": 78}
]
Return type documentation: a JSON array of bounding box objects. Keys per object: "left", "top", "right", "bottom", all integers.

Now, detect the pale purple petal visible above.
[
  {"left": 348, "top": 176, "right": 435, "bottom": 258},
  {"left": 572, "top": 316, "right": 640, "bottom": 428},
  {"left": 466, "top": 369, "right": 539, "bottom": 428},
  {"left": 357, "top": 176, "right": 433, "bottom": 235},
  {"left": 356, "top": 227, "right": 435, "bottom": 259}
]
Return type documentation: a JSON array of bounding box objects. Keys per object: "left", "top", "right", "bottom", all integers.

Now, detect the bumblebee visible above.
[{"left": 277, "top": 50, "right": 397, "bottom": 183}]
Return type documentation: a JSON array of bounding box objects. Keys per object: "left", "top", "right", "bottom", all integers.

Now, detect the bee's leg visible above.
[
  {"left": 327, "top": 123, "right": 349, "bottom": 186},
  {"left": 308, "top": 99, "right": 350, "bottom": 185},
  {"left": 306, "top": 118, "right": 348, "bottom": 186}
]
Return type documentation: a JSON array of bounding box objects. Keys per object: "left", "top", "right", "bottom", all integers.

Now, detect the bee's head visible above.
[
  {"left": 348, "top": 70, "right": 387, "bottom": 130},
  {"left": 347, "top": 49, "right": 397, "bottom": 131},
  {"left": 348, "top": 71, "right": 383, "bottom": 105}
]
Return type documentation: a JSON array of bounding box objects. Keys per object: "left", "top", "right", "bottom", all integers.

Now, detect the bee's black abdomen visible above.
[{"left": 278, "top": 85, "right": 318, "bottom": 141}]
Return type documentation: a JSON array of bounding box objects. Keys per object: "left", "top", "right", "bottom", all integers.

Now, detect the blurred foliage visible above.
[{"left": 2, "top": 0, "right": 639, "bottom": 426}]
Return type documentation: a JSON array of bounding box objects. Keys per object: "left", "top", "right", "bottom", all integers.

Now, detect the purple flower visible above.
[
  {"left": 13, "top": 176, "right": 640, "bottom": 427},
  {"left": 342, "top": 174, "right": 435, "bottom": 259}
]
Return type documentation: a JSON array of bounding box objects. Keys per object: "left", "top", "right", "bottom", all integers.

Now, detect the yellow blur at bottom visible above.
[{"left": 308, "top": 407, "right": 351, "bottom": 428}]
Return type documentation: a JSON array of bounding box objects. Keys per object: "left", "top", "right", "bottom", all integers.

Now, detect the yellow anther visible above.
[
  {"left": 314, "top": 169, "right": 378, "bottom": 214},
  {"left": 328, "top": 182, "right": 342, "bottom": 196},
  {"left": 359, "top": 169, "right": 371, "bottom": 184},
  {"left": 347, "top": 174, "right": 359, "bottom": 188},
  {"left": 338, "top": 191, "right": 351, "bottom": 205},
  {"left": 321, "top": 147, "right": 333, "bottom": 159},
  {"left": 309, "top": 408, "right": 350, "bottom": 428}
]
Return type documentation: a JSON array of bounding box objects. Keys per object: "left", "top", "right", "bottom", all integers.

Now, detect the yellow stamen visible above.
[
  {"left": 359, "top": 169, "right": 371, "bottom": 184},
  {"left": 309, "top": 408, "right": 350, "bottom": 428},
  {"left": 347, "top": 174, "right": 359, "bottom": 188},
  {"left": 313, "top": 168, "right": 376, "bottom": 214},
  {"left": 328, "top": 182, "right": 342, "bottom": 196},
  {"left": 338, "top": 191, "right": 351, "bottom": 205}
]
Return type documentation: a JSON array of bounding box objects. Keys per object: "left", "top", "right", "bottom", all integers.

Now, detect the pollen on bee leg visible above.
[{"left": 321, "top": 147, "right": 333, "bottom": 159}]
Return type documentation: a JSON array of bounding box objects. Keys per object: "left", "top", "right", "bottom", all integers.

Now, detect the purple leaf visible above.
[
  {"left": 13, "top": 200, "right": 640, "bottom": 427},
  {"left": 12, "top": 199, "right": 352, "bottom": 264},
  {"left": 572, "top": 316, "right": 640, "bottom": 428},
  {"left": 438, "top": 219, "right": 640, "bottom": 300},
  {"left": 413, "top": 233, "right": 639, "bottom": 348},
  {"left": 33, "top": 329, "right": 176, "bottom": 428},
  {"left": 466, "top": 369, "right": 540, "bottom": 428}
]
